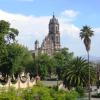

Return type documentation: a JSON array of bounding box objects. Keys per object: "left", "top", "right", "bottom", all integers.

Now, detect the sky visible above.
[{"left": 0, "top": 0, "right": 100, "bottom": 57}]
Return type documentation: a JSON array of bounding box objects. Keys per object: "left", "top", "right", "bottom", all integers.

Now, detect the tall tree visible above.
[
  {"left": 0, "top": 43, "right": 33, "bottom": 77},
  {"left": 0, "top": 20, "right": 33, "bottom": 78},
  {"left": 95, "top": 62, "right": 100, "bottom": 90},
  {"left": 53, "top": 48, "right": 74, "bottom": 80},
  {"left": 0, "top": 20, "right": 18, "bottom": 43},
  {"left": 80, "top": 25, "right": 94, "bottom": 100},
  {"left": 0, "top": 20, "right": 18, "bottom": 69},
  {"left": 34, "top": 53, "right": 55, "bottom": 79}
]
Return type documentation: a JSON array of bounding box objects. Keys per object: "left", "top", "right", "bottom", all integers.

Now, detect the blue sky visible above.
[{"left": 0, "top": 0, "right": 100, "bottom": 57}]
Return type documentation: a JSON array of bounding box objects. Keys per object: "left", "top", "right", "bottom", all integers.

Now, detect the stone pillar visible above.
[
  {"left": 8, "top": 76, "right": 11, "bottom": 88},
  {"left": 18, "top": 75, "right": 20, "bottom": 89},
  {"left": 27, "top": 73, "right": 30, "bottom": 88}
]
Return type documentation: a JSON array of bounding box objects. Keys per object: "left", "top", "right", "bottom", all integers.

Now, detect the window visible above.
[
  {"left": 56, "top": 26, "right": 58, "bottom": 32},
  {"left": 56, "top": 36, "right": 59, "bottom": 42}
]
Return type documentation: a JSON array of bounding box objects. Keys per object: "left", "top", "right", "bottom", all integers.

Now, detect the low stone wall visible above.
[{"left": 0, "top": 77, "right": 36, "bottom": 89}]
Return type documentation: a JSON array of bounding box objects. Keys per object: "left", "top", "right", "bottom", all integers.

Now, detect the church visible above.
[{"left": 34, "top": 14, "right": 61, "bottom": 56}]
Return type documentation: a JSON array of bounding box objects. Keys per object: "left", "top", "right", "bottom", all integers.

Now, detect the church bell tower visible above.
[{"left": 49, "top": 14, "right": 60, "bottom": 51}]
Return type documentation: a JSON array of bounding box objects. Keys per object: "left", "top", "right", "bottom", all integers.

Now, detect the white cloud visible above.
[
  {"left": 0, "top": 9, "right": 50, "bottom": 48},
  {"left": 0, "top": 9, "right": 99, "bottom": 57},
  {"left": 0, "top": 9, "right": 80, "bottom": 49},
  {"left": 59, "top": 17, "right": 80, "bottom": 38},
  {"left": 94, "top": 28, "right": 100, "bottom": 34},
  {"left": 59, "top": 10, "right": 80, "bottom": 38},
  {"left": 61, "top": 10, "right": 78, "bottom": 18}
]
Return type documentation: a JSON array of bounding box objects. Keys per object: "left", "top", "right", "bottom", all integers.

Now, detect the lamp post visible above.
[
  {"left": 34, "top": 40, "right": 40, "bottom": 83},
  {"left": 88, "top": 51, "right": 91, "bottom": 100},
  {"left": 35, "top": 45, "right": 40, "bottom": 84},
  {"left": 57, "top": 75, "right": 58, "bottom": 89},
  {"left": 56, "top": 66, "right": 60, "bottom": 90},
  {"left": 36, "top": 50, "right": 39, "bottom": 77}
]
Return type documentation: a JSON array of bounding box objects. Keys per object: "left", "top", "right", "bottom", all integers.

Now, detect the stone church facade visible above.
[{"left": 34, "top": 15, "right": 61, "bottom": 56}]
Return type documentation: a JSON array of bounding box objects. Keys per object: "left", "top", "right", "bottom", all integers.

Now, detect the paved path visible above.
[
  {"left": 78, "top": 98, "right": 100, "bottom": 100},
  {"left": 42, "top": 81, "right": 100, "bottom": 100},
  {"left": 91, "top": 98, "right": 100, "bottom": 100},
  {"left": 42, "top": 80, "right": 58, "bottom": 86}
]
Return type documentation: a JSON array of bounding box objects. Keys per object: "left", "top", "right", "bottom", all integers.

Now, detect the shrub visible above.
[
  {"left": 92, "top": 93, "right": 100, "bottom": 98},
  {"left": 65, "top": 90, "right": 78, "bottom": 100},
  {"left": 75, "top": 86, "right": 85, "bottom": 97},
  {"left": 0, "top": 87, "right": 23, "bottom": 100},
  {"left": 0, "top": 85, "right": 78, "bottom": 100},
  {"left": 50, "top": 88, "right": 78, "bottom": 100},
  {"left": 23, "top": 86, "right": 53, "bottom": 100}
]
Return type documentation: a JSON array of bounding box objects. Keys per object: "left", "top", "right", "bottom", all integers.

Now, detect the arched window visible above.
[
  {"left": 56, "top": 26, "right": 58, "bottom": 32},
  {"left": 56, "top": 36, "right": 59, "bottom": 42},
  {"left": 51, "top": 36, "right": 53, "bottom": 41}
]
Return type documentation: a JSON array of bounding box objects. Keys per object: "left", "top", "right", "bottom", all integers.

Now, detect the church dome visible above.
[{"left": 49, "top": 15, "right": 59, "bottom": 24}]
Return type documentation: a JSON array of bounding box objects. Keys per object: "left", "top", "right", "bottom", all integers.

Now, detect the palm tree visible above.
[
  {"left": 80, "top": 25, "right": 94, "bottom": 100},
  {"left": 63, "top": 57, "right": 96, "bottom": 89}
]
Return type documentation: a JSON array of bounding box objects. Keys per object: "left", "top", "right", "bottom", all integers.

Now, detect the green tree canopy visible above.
[
  {"left": 0, "top": 20, "right": 19, "bottom": 71},
  {"left": 63, "top": 57, "right": 96, "bottom": 88},
  {"left": 0, "top": 20, "right": 18, "bottom": 44},
  {"left": 0, "top": 20, "right": 33, "bottom": 78},
  {"left": 34, "top": 53, "right": 55, "bottom": 79},
  {"left": 0, "top": 43, "right": 33, "bottom": 77},
  {"left": 53, "top": 48, "right": 74, "bottom": 79}
]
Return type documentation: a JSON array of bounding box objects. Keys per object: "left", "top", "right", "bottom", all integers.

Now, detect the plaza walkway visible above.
[{"left": 91, "top": 98, "right": 100, "bottom": 100}]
